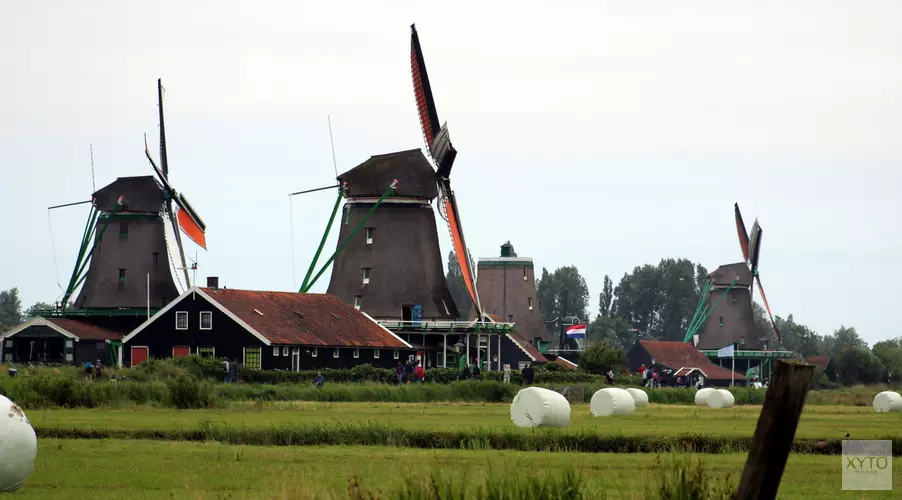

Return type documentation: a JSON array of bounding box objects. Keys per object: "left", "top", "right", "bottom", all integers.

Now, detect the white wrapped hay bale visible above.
[
  {"left": 707, "top": 389, "right": 735, "bottom": 409},
  {"left": 590, "top": 388, "right": 636, "bottom": 417},
  {"left": 510, "top": 387, "right": 571, "bottom": 428},
  {"left": 695, "top": 388, "right": 715, "bottom": 406},
  {"left": 0, "top": 395, "right": 37, "bottom": 492},
  {"left": 873, "top": 391, "right": 902, "bottom": 413},
  {"left": 625, "top": 388, "right": 649, "bottom": 408}
]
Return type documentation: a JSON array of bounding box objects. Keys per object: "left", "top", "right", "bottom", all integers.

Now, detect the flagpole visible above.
[{"left": 731, "top": 347, "right": 735, "bottom": 387}]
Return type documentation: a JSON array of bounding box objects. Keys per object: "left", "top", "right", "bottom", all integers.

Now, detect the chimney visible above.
[{"left": 207, "top": 276, "right": 219, "bottom": 289}]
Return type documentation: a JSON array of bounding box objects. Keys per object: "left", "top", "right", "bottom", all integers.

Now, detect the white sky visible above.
[{"left": 2, "top": 0, "right": 900, "bottom": 345}]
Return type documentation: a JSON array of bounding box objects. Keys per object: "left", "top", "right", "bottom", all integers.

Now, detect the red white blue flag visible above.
[{"left": 566, "top": 323, "right": 587, "bottom": 338}]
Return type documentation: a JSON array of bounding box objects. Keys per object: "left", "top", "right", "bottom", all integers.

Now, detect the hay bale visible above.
[
  {"left": 510, "top": 387, "right": 571, "bottom": 428},
  {"left": 707, "top": 389, "right": 735, "bottom": 409},
  {"left": 873, "top": 391, "right": 902, "bottom": 413},
  {"left": 695, "top": 388, "right": 715, "bottom": 406},
  {"left": 590, "top": 388, "right": 636, "bottom": 417},
  {"left": 0, "top": 395, "right": 37, "bottom": 492},
  {"left": 625, "top": 387, "right": 649, "bottom": 408}
]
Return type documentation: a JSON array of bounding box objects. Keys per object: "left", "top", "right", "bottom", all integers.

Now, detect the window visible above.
[
  {"left": 120, "top": 220, "right": 128, "bottom": 239},
  {"left": 354, "top": 295, "right": 362, "bottom": 310},
  {"left": 739, "top": 336, "right": 746, "bottom": 346},
  {"left": 244, "top": 347, "right": 262, "bottom": 370},
  {"left": 96, "top": 343, "right": 105, "bottom": 350},
  {"left": 198, "top": 346, "right": 215, "bottom": 358},
  {"left": 200, "top": 311, "right": 212, "bottom": 330},
  {"left": 761, "top": 342, "right": 768, "bottom": 350},
  {"left": 333, "top": 348, "right": 340, "bottom": 358},
  {"left": 4, "top": 340, "right": 11, "bottom": 348},
  {"left": 118, "top": 268, "right": 127, "bottom": 287},
  {"left": 175, "top": 311, "right": 188, "bottom": 330},
  {"left": 366, "top": 228, "right": 373, "bottom": 244},
  {"left": 282, "top": 347, "right": 289, "bottom": 356},
  {"left": 65, "top": 340, "right": 73, "bottom": 349},
  {"left": 718, "top": 316, "right": 724, "bottom": 327},
  {"left": 730, "top": 294, "right": 737, "bottom": 304},
  {"left": 508, "top": 314, "right": 514, "bottom": 322},
  {"left": 353, "top": 348, "right": 360, "bottom": 359},
  {"left": 311, "top": 347, "right": 318, "bottom": 358},
  {"left": 528, "top": 297, "right": 533, "bottom": 311},
  {"left": 374, "top": 349, "right": 380, "bottom": 359},
  {"left": 362, "top": 268, "right": 371, "bottom": 285},
  {"left": 523, "top": 267, "right": 528, "bottom": 281},
  {"left": 393, "top": 349, "right": 399, "bottom": 360},
  {"left": 273, "top": 346, "right": 280, "bottom": 356},
  {"left": 153, "top": 252, "right": 160, "bottom": 267}
]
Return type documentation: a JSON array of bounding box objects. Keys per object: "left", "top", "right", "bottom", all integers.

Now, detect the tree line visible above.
[{"left": 446, "top": 252, "right": 901, "bottom": 386}]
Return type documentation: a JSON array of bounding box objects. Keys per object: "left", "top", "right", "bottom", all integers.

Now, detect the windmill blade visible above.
[
  {"left": 754, "top": 275, "right": 781, "bottom": 344},
  {"left": 439, "top": 180, "right": 481, "bottom": 316},
  {"left": 734, "top": 203, "right": 751, "bottom": 262},
  {"left": 158, "top": 78, "right": 169, "bottom": 180},
  {"left": 748, "top": 220, "right": 762, "bottom": 272},
  {"left": 410, "top": 24, "right": 457, "bottom": 178}
]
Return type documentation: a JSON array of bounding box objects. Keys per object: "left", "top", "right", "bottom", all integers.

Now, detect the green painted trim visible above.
[
  {"left": 700, "top": 350, "right": 795, "bottom": 359},
  {"left": 477, "top": 260, "right": 534, "bottom": 268},
  {"left": 300, "top": 188, "right": 343, "bottom": 292}
]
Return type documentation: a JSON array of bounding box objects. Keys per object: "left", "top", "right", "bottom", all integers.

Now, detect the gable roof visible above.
[
  {"left": 2, "top": 317, "right": 123, "bottom": 341},
  {"left": 554, "top": 356, "right": 578, "bottom": 370},
  {"left": 638, "top": 340, "right": 745, "bottom": 381},
  {"left": 339, "top": 149, "right": 438, "bottom": 199},
  {"left": 123, "top": 287, "right": 412, "bottom": 349},
  {"left": 507, "top": 333, "right": 548, "bottom": 363},
  {"left": 806, "top": 356, "right": 831, "bottom": 370}
]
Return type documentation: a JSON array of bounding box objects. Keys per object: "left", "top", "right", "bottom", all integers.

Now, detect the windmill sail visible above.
[
  {"left": 441, "top": 183, "right": 479, "bottom": 312},
  {"left": 734, "top": 203, "right": 750, "bottom": 262}
]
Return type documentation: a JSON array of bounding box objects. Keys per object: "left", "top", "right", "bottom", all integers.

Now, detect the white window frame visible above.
[
  {"left": 198, "top": 346, "right": 216, "bottom": 358},
  {"left": 523, "top": 267, "right": 528, "bottom": 280},
  {"left": 365, "top": 227, "right": 373, "bottom": 244},
  {"left": 311, "top": 347, "right": 318, "bottom": 358},
  {"left": 354, "top": 295, "right": 362, "bottom": 310},
  {"left": 393, "top": 349, "right": 399, "bottom": 360},
  {"left": 374, "top": 349, "right": 380, "bottom": 359},
  {"left": 273, "top": 346, "right": 280, "bottom": 356},
  {"left": 199, "top": 311, "right": 213, "bottom": 330},
  {"left": 333, "top": 348, "right": 340, "bottom": 358},
  {"left": 353, "top": 348, "right": 360, "bottom": 359},
  {"left": 362, "top": 268, "right": 370, "bottom": 285},
  {"left": 528, "top": 297, "right": 533, "bottom": 311},
  {"left": 282, "top": 347, "right": 289, "bottom": 356},
  {"left": 175, "top": 311, "right": 188, "bottom": 330},
  {"left": 243, "top": 346, "right": 262, "bottom": 370}
]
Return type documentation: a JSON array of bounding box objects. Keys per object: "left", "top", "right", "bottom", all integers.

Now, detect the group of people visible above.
[
  {"left": 396, "top": 359, "right": 426, "bottom": 384},
  {"left": 222, "top": 358, "right": 240, "bottom": 383},
  {"left": 82, "top": 359, "right": 104, "bottom": 380}
]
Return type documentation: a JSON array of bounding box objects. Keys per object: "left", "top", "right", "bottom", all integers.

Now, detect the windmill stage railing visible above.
[{"left": 376, "top": 319, "right": 515, "bottom": 333}]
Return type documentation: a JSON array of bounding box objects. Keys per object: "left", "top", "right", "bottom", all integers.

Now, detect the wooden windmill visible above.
[
  {"left": 293, "top": 25, "right": 484, "bottom": 324},
  {"left": 685, "top": 203, "right": 780, "bottom": 350},
  {"left": 56, "top": 79, "right": 207, "bottom": 311}
]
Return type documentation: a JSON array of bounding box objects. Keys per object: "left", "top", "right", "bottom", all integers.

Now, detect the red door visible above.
[
  {"left": 172, "top": 346, "right": 190, "bottom": 358},
  {"left": 131, "top": 347, "right": 149, "bottom": 366}
]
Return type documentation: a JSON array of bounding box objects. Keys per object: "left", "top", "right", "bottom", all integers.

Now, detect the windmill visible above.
[
  {"left": 684, "top": 203, "right": 780, "bottom": 350},
  {"left": 55, "top": 79, "right": 207, "bottom": 311}
]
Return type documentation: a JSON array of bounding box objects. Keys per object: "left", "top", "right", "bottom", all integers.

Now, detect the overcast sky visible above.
[{"left": 2, "top": 1, "right": 900, "bottom": 345}]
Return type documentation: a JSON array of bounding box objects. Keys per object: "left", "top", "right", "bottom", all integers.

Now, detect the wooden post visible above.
[{"left": 735, "top": 360, "right": 815, "bottom": 500}]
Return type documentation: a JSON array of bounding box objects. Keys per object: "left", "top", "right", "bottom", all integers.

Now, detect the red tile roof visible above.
[
  {"left": 806, "top": 356, "right": 831, "bottom": 370},
  {"left": 47, "top": 318, "right": 123, "bottom": 340},
  {"left": 639, "top": 340, "right": 745, "bottom": 381},
  {"left": 200, "top": 288, "right": 409, "bottom": 348},
  {"left": 554, "top": 356, "right": 577, "bottom": 370},
  {"left": 507, "top": 333, "right": 548, "bottom": 363}
]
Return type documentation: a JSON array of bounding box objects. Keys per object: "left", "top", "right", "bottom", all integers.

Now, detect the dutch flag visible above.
[{"left": 566, "top": 323, "right": 587, "bottom": 338}]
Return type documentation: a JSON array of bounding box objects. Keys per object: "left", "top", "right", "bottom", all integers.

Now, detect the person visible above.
[
  {"left": 522, "top": 363, "right": 535, "bottom": 386},
  {"left": 83, "top": 360, "right": 94, "bottom": 380},
  {"left": 605, "top": 369, "right": 614, "bottom": 385},
  {"left": 223, "top": 358, "right": 231, "bottom": 383},
  {"left": 94, "top": 359, "right": 103, "bottom": 381},
  {"left": 651, "top": 369, "right": 659, "bottom": 389},
  {"left": 414, "top": 362, "right": 425, "bottom": 383},
  {"left": 396, "top": 361, "right": 404, "bottom": 385},
  {"left": 314, "top": 371, "right": 324, "bottom": 388},
  {"left": 638, "top": 363, "right": 647, "bottom": 377},
  {"left": 472, "top": 363, "right": 481, "bottom": 380},
  {"left": 228, "top": 358, "right": 239, "bottom": 383},
  {"left": 461, "top": 363, "right": 471, "bottom": 380},
  {"left": 404, "top": 360, "right": 414, "bottom": 385},
  {"left": 503, "top": 364, "right": 511, "bottom": 384}
]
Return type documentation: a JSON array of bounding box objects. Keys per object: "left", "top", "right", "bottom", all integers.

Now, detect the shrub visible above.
[{"left": 166, "top": 375, "right": 217, "bottom": 409}]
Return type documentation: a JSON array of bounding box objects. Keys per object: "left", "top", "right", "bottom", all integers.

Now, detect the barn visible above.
[
  {"left": 626, "top": 340, "right": 746, "bottom": 388},
  {"left": 120, "top": 284, "right": 415, "bottom": 370},
  {"left": 1, "top": 317, "right": 122, "bottom": 366}
]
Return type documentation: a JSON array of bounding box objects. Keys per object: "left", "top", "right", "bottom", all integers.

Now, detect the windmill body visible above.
[
  {"left": 326, "top": 149, "right": 459, "bottom": 321},
  {"left": 693, "top": 262, "right": 765, "bottom": 350},
  {"left": 74, "top": 176, "right": 180, "bottom": 309}
]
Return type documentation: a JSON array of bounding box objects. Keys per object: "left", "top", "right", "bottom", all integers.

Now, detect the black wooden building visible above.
[
  {"left": 120, "top": 283, "right": 415, "bottom": 370},
  {"left": 1, "top": 317, "right": 123, "bottom": 366}
]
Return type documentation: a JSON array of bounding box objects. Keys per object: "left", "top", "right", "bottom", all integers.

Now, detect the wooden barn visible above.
[
  {"left": 1, "top": 317, "right": 122, "bottom": 366},
  {"left": 120, "top": 283, "right": 415, "bottom": 370},
  {"left": 627, "top": 340, "right": 746, "bottom": 387}
]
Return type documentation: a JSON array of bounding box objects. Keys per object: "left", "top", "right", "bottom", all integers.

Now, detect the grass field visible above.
[
  {"left": 27, "top": 402, "right": 901, "bottom": 440},
  {"left": 19, "top": 439, "right": 902, "bottom": 499}
]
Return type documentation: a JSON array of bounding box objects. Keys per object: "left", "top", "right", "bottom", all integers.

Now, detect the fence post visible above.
[{"left": 735, "top": 360, "right": 815, "bottom": 500}]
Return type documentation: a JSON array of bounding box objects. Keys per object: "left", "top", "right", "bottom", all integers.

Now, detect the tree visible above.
[
  {"left": 872, "top": 338, "right": 902, "bottom": 382},
  {"left": 0, "top": 288, "right": 22, "bottom": 332},
  {"left": 445, "top": 251, "right": 472, "bottom": 320},
  {"left": 23, "top": 302, "right": 52, "bottom": 321},
  {"left": 598, "top": 275, "right": 613, "bottom": 318},
  {"left": 579, "top": 341, "right": 626, "bottom": 375},
  {"left": 535, "top": 266, "right": 590, "bottom": 333},
  {"left": 587, "top": 315, "right": 636, "bottom": 351},
  {"left": 834, "top": 346, "right": 885, "bottom": 385},
  {"left": 773, "top": 313, "right": 823, "bottom": 356},
  {"left": 830, "top": 326, "right": 866, "bottom": 356}
]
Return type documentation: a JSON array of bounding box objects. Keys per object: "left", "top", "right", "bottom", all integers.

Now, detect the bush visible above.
[{"left": 166, "top": 375, "right": 216, "bottom": 409}]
